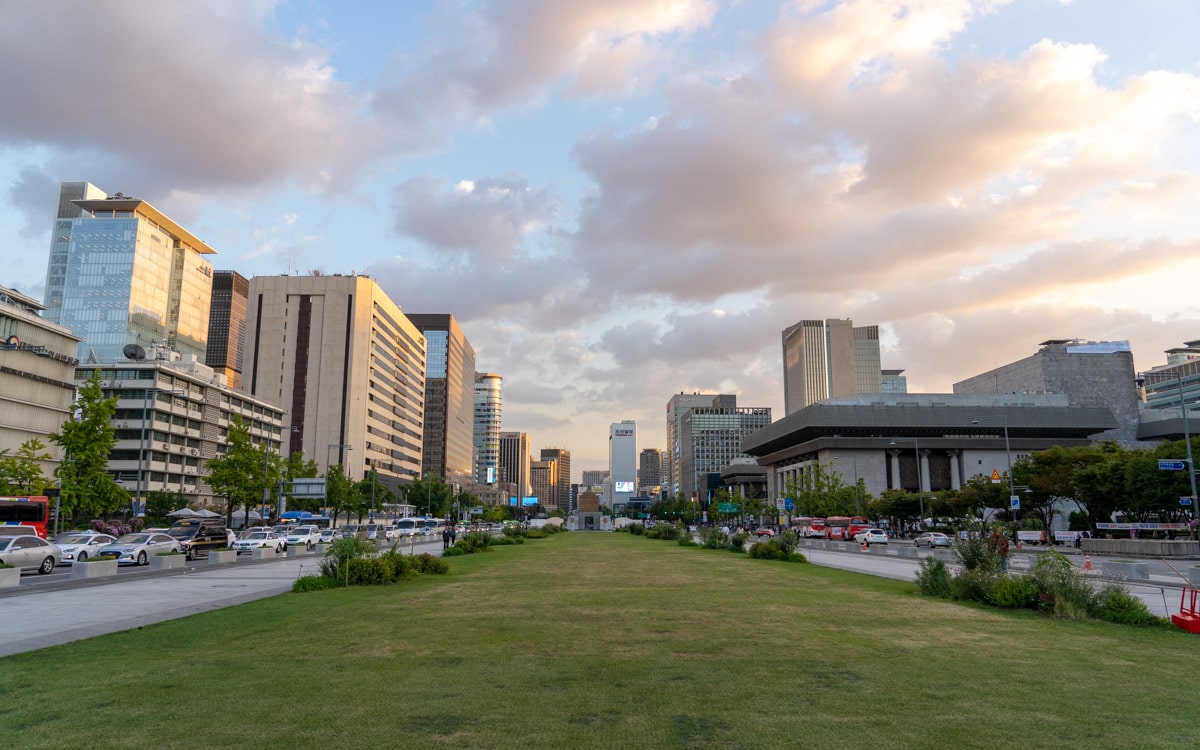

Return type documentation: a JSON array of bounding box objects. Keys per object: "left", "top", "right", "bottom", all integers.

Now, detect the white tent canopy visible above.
[{"left": 167, "top": 508, "right": 198, "bottom": 518}]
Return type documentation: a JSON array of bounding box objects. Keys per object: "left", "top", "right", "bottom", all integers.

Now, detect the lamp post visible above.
[
  {"left": 971, "top": 415, "right": 1015, "bottom": 521},
  {"left": 889, "top": 438, "right": 924, "bottom": 528},
  {"left": 832, "top": 454, "right": 860, "bottom": 515},
  {"left": 1136, "top": 371, "right": 1199, "bottom": 513}
]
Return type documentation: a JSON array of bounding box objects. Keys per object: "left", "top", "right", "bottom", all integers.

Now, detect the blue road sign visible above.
[
  {"left": 1158, "top": 460, "right": 1187, "bottom": 471},
  {"left": 1010, "top": 496, "right": 1020, "bottom": 510},
  {"left": 1182, "top": 497, "right": 1194, "bottom": 507}
]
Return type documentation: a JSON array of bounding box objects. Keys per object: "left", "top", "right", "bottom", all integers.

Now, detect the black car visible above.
[{"left": 167, "top": 519, "right": 229, "bottom": 560}]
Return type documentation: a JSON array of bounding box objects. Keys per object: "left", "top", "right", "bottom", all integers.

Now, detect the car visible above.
[
  {"left": 854, "top": 528, "right": 889, "bottom": 545},
  {"left": 54, "top": 532, "right": 118, "bottom": 565},
  {"left": 319, "top": 528, "right": 338, "bottom": 544},
  {"left": 0, "top": 534, "right": 61, "bottom": 574},
  {"left": 914, "top": 532, "right": 953, "bottom": 548},
  {"left": 231, "top": 531, "right": 286, "bottom": 554},
  {"left": 285, "top": 525, "right": 322, "bottom": 550},
  {"left": 384, "top": 525, "right": 400, "bottom": 541},
  {"left": 365, "top": 523, "right": 384, "bottom": 540},
  {"left": 340, "top": 524, "right": 363, "bottom": 539},
  {"left": 754, "top": 528, "right": 775, "bottom": 537},
  {"left": 167, "top": 518, "right": 230, "bottom": 561},
  {"left": 98, "top": 533, "right": 181, "bottom": 566}
]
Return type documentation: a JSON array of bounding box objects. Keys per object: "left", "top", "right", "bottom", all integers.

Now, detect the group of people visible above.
[{"left": 441, "top": 525, "right": 457, "bottom": 550}]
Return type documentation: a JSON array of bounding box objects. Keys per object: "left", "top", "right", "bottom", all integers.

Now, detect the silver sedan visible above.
[
  {"left": 0, "top": 535, "right": 61, "bottom": 574},
  {"left": 54, "top": 533, "right": 118, "bottom": 565},
  {"left": 97, "top": 533, "right": 181, "bottom": 566}
]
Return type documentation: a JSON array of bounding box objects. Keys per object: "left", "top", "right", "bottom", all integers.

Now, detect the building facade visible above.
[
  {"left": 407, "top": 314, "right": 477, "bottom": 485},
  {"left": 881, "top": 369, "right": 908, "bottom": 394},
  {"left": 608, "top": 420, "right": 637, "bottom": 509},
  {"left": 1139, "top": 340, "right": 1200, "bottom": 412},
  {"left": 205, "top": 270, "right": 249, "bottom": 391},
  {"left": 581, "top": 469, "right": 609, "bottom": 490},
  {"left": 77, "top": 351, "right": 284, "bottom": 508},
  {"left": 782, "top": 318, "right": 883, "bottom": 416},
  {"left": 242, "top": 274, "right": 426, "bottom": 490},
  {"left": 498, "top": 431, "right": 531, "bottom": 498},
  {"left": 638, "top": 447, "right": 664, "bottom": 497},
  {"left": 530, "top": 459, "right": 556, "bottom": 509},
  {"left": 677, "top": 399, "right": 772, "bottom": 500},
  {"left": 473, "top": 372, "right": 502, "bottom": 484},
  {"left": 953, "top": 339, "right": 1140, "bottom": 445},
  {"left": 666, "top": 393, "right": 723, "bottom": 498},
  {"left": 44, "top": 184, "right": 216, "bottom": 363},
  {"left": 0, "top": 285, "right": 81, "bottom": 475},
  {"left": 540, "top": 447, "right": 570, "bottom": 510}
]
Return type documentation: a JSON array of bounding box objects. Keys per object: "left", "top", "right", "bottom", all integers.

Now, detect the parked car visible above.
[
  {"left": 914, "top": 532, "right": 953, "bottom": 548},
  {"left": 754, "top": 528, "right": 776, "bottom": 537},
  {"left": 384, "top": 525, "right": 399, "bottom": 541},
  {"left": 231, "top": 531, "right": 286, "bottom": 554},
  {"left": 340, "top": 525, "right": 363, "bottom": 539},
  {"left": 167, "top": 518, "right": 229, "bottom": 561},
  {"left": 0, "top": 534, "right": 61, "bottom": 574},
  {"left": 54, "top": 533, "right": 117, "bottom": 565},
  {"left": 285, "top": 525, "right": 322, "bottom": 550},
  {"left": 853, "top": 528, "right": 889, "bottom": 545},
  {"left": 319, "top": 528, "right": 338, "bottom": 544},
  {"left": 98, "top": 533, "right": 181, "bottom": 566},
  {"left": 365, "top": 523, "right": 384, "bottom": 540}
]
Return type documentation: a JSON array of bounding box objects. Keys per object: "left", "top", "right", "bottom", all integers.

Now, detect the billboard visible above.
[
  {"left": 522, "top": 496, "right": 539, "bottom": 506},
  {"left": 614, "top": 480, "right": 634, "bottom": 493}
]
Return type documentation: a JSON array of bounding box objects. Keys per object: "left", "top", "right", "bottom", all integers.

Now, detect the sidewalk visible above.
[{"left": 0, "top": 538, "right": 444, "bottom": 658}]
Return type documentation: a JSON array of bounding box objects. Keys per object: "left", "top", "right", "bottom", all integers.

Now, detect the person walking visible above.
[{"left": 442, "top": 526, "right": 451, "bottom": 551}]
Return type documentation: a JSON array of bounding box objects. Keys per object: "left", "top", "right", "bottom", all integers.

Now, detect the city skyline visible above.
[{"left": 2, "top": 2, "right": 1199, "bottom": 476}]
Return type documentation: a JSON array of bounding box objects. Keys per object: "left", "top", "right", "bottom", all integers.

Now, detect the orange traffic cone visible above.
[
  {"left": 1084, "top": 554, "right": 1092, "bottom": 572},
  {"left": 861, "top": 539, "right": 869, "bottom": 552}
]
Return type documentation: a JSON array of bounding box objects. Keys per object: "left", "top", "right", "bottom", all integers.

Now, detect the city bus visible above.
[
  {"left": 0, "top": 496, "right": 51, "bottom": 538},
  {"left": 824, "top": 516, "right": 852, "bottom": 540},
  {"left": 807, "top": 517, "right": 827, "bottom": 538},
  {"left": 848, "top": 516, "right": 871, "bottom": 539}
]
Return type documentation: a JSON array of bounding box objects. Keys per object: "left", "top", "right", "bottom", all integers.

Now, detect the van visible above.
[{"left": 167, "top": 518, "right": 229, "bottom": 560}]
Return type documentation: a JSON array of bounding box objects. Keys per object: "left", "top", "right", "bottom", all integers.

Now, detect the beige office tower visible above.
[
  {"left": 782, "top": 319, "right": 881, "bottom": 415},
  {"left": 242, "top": 274, "right": 426, "bottom": 490},
  {"left": 498, "top": 431, "right": 531, "bottom": 497},
  {"left": 540, "top": 447, "right": 570, "bottom": 510}
]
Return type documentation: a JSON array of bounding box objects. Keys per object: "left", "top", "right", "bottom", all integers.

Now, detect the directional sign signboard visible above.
[
  {"left": 718, "top": 502, "right": 738, "bottom": 513},
  {"left": 1182, "top": 497, "right": 1194, "bottom": 507},
  {"left": 1010, "top": 495, "right": 1021, "bottom": 510},
  {"left": 1159, "top": 460, "right": 1187, "bottom": 471}
]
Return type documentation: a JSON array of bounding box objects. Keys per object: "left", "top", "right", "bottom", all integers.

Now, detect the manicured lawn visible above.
[{"left": 2, "top": 532, "right": 1198, "bottom": 749}]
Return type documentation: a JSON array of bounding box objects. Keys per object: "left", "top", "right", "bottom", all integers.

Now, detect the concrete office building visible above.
[
  {"left": 608, "top": 420, "right": 637, "bottom": 509},
  {"left": 677, "top": 397, "right": 772, "bottom": 500},
  {"left": 498, "top": 431, "right": 531, "bottom": 498},
  {"left": 782, "top": 319, "right": 882, "bottom": 415},
  {"left": 540, "top": 447, "right": 570, "bottom": 510},
  {"left": 43, "top": 184, "right": 215, "bottom": 363},
  {"left": 666, "top": 393, "right": 724, "bottom": 498},
  {"left": 407, "top": 314, "right": 477, "bottom": 485},
  {"left": 474, "top": 372, "right": 502, "bottom": 484},
  {"left": 205, "top": 271, "right": 249, "bottom": 391},
  {"left": 881, "top": 369, "right": 908, "bottom": 394},
  {"left": 1139, "top": 340, "right": 1200, "bottom": 411},
  {"left": 581, "top": 469, "right": 609, "bottom": 491},
  {"left": 0, "top": 285, "right": 81, "bottom": 475},
  {"left": 638, "top": 447, "right": 664, "bottom": 496},
  {"left": 242, "top": 274, "right": 426, "bottom": 489},
  {"left": 953, "top": 339, "right": 1140, "bottom": 445},
  {"left": 742, "top": 394, "right": 1116, "bottom": 506},
  {"left": 77, "top": 349, "right": 283, "bottom": 508},
  {"left": 530, "top": 459, "right": 557, "bottom": 509}
]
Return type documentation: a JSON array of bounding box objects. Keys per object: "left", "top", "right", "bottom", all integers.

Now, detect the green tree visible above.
[
  {"left": 50, "top": 372, "right": 128, "bottom": 521},
  {"left": 206, "top": 417, "right": 279, "bottom": 527},
  {"left": 407, "top": 473, "right": 454, "bottom": 518},
  {"left": 325, "top": 464, "right": 357, "bottom": 524},
  {"left": 0, "top": 438, "right": 51, "bottom": 495},
  {"left": 144, "top": 490, "right": 186, "bottom": 526},
  {"left": 354, "top": 467, "right": 395, "bottom": 522}
]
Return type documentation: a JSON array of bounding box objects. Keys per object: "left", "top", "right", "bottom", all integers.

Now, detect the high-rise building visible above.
[
  {"left": 530, "top": 459, "right": 557, "bottom": 509},
  {"left": 953, "top": 339, "right": 1140, "bottom": 444},
  {"left": 666, "top": 392, "right": 723, "bottom": 498},
  {"left": 540, "top": 447, "right": 570, "bottom": 510},
  {"left": 474, "top": 372, "right": 502, "bottom": 483},
  {"left": 205, "top": 271, "right": 249, "bottom": 390},
  {"left": 638, "top": 447, "right": 664, "bottom": 496},
  {"left": 242, "top": 274, "right": 426, "bottom": 489},
  {"left": 406, "top": 314, "right": 477, "bottom": 485},
  {"left": 1139, "top": 340, "right": 1200, "bottom": 412},
  {"left": 44, "top": 184, "right": 216, "bottom": 363},
  {"left": 782, "top": 318, "right": 882, "bottom": 415},
  {"left": 0, "top": 284, "right": 80, "bottom": 475},
  {"left": 881, "top": 369, "right": 908, "bottom": 394},
  {"left": 581, "top": 469, "right": 609, "bottom": 489},
  {"left": 608, "top": 420, "right": 636, "bottom": 509},
  {"left": 498, "top": 431, "right": 531, "bottom": 498},
  {"left": 676, "top": 397, "right": 772, "bottom": 499}
]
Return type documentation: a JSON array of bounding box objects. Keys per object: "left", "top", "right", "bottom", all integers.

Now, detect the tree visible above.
[
  {"left": 206, "top": 416, "right": 277, "bottom": 528},
  {"left": 325, "top": 465, "right": 357, "bottom": 525},
  {"left": 50, "top": 372, "right": 128, "bottom": 521},
  {"left": 407, "top": 473, "right": 454, "bottom": 518},
  {"left": 354, "top": 467, "right": 395, "bottom": 522},
  {"left": 145, "top": 490, "right": 186, "bottom": 526},
  {"left": 0, "top": 438, "right": 51, "bottom": 495}
]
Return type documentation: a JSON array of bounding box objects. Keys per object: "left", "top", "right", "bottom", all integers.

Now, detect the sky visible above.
[{"left": 2, "top": 0, "right": 1199, "bottom": 481}]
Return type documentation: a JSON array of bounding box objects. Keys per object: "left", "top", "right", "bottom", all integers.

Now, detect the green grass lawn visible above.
[{"left": 3, "top": 533, "right": 1198, "bottom": 749}]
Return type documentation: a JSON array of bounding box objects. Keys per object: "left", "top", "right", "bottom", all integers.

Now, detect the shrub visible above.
[
  {"left": 747, "top": 541, "right": 787, "bottom": 560},
  {"left": 347, "top": 556, "right": 394, "bottom": 586},
  {"left": 988, "top": 573, "right": 1040, "bottom": 609},
  {"left": 493, "top": 535, "right": 524, "bottom": 545},
  {"left": 724, "top": 531, "right": 749, "bottom": 553},
  {"left": 774, "top": 529, "right": 800, "bottom": 555},
  {"left": 443, "top": 546, "right": 467, "bottom": 557},
  {"left": 1094, "top": 586, "right": 1165, "bottom": 627},
  {"left": 627, "top": 523, "right": 645, "bottom": 536},
  {"left": 951, "top": 567, "right": 996, "bottom": 604},
  {"left": 524, "top": 528, "right": 547, "bottom": 539},
  {"left": 916, "top": 557, "right": 952, "bottom": 597},
  {"left": 382, "top": 551, "right": 419, "bottom": 581},
  {"left": 455, "top": 532, "right": 492, "bottom": 554},
  {"left": 677, "top": 534, "right": 697, "bottom": 547},
  {"left": 413, "top": 553, "right": 450, "bottom": 575},
  {"left": 646, "top": 524, "right": 681, "bottom": 541},
  {"left": 787, "top": 552, "right": 808, "bottom": 563},
  {"left": 292, "top": 575, "right": 342, "bottom": 593},
  {"left": 700, "top": 527, "right": 726, "bottom": 550},
  {"left": 1029, "top": 550, "right": 1097, "bottom": 619}
]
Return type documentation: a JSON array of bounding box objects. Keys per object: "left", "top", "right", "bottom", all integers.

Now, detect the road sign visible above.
[
  {"left": 1158, "top": 460, "right": 1187, "bottom": 471},
  {"left": 990, "top": 470, "right": 1002, "bottom": 483},
  {"left": 1010, "top": 495, "right": 1020, "bottom": 510},
  {"left": 1182, "top": 497, "right": 1194, "bottom": 507},
  {"left": 717, "top": 502, "right": 738, "bottom": 513},
  {"left": 784, "top": 497, "right": 794, "bottom": 511}
]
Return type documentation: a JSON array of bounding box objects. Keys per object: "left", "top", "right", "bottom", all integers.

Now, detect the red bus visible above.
[
  {"left": 825, "top": 515, "right": 851, "bottom": 540},
  {"left": 848, "top": 516, "right": 871, "bottom": 538},
  {"left": 808, "top": 517, "right": 827, "bottom": 538},
  {"left": 0, "top": 496, "right": 51, "bottom": 538}
]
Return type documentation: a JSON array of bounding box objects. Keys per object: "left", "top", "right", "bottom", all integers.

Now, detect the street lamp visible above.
[
  {"left": 971, "top": 415, "right": 1016, "bottom": 524},
  {"left": 889, "top": 438, "right": 924, "bottom": 527},
  {"left": 832, "top": 454, "right": 860, "bottom": 515},
  {"left": 1136, "top": 371, "right": 1199, "bottom": 511}
]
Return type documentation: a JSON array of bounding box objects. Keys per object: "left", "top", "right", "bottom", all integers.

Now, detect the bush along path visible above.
[{"left": 292, "top": 536, "right": 448, "bottom": 592}]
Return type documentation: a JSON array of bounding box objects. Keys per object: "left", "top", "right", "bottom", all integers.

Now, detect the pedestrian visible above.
[
  {"left": 999, "top": 534, "right": 1009, "bottom": 574},
  {"left": 442, "top": 527, "right": 451, "bottom": 551},
  {"left": 450, "top": 525, "right": 457, "bottom": 545}
]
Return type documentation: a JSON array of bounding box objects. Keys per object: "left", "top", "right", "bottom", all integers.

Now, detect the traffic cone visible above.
[
  {"left": 1084, "top": 554, "right": 1092, "bottom": 572},
  {"left": 861, "top": 539, "right": 869, "bottom": 552}
]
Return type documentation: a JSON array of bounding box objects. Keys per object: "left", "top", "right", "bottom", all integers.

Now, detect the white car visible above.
[
  {"left": 853, "top": 528, "right": 889, "bottom": 546},
  {"left": 98, "top": 533, "right": 181, "bottom": 566},
  {"left": 384, "top": 525, "right": 399, "bottom": 541},
  {"left": 319, "top": 528, "right": 338, "bottom": 544},
  {"left": 54, "top": 532, "right": 117, "bottom": 565},
  {"left": 231, "top": 531, "right": 286, "bottom": 554},
  {"left": 285, "top": 525, "right": 322, "bottom": 550},
  {"left": 0, "top": 534, "right": 62, "bottom": 574}
]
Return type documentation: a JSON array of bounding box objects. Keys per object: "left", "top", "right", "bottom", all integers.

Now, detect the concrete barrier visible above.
[
  {"left": 0, "top": 567, "right": 20, "bottom": 588},
  {"left": 286, "top": 545, "right": 306, "bottom": 558},
  {"left": 149, "top": 554, "right": 186, "bottom": 571},
  {"left": 1082, "top": 538, "right": 1200, "bottom": 557},
  {"left": 208, "top": 549, "right": 238, "bottom": 564},
  {"left": 1102, "top": 560, "right": 1150, "bottom": 580},
  {"left": 251, "top": 547, "right": 277, "bottom": 560},
  {"left": 72, "top": 559, "right": 118, "bottom": 579}
]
